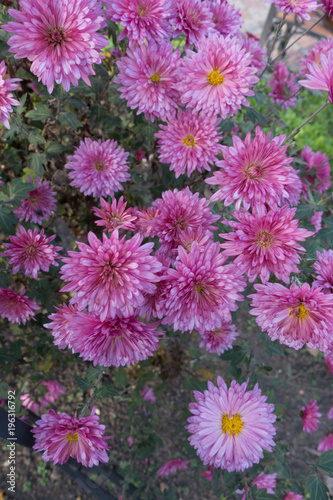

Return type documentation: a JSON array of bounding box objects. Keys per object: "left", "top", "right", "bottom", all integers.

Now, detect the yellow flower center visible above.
[
  {"left": 222, "top": 413, "right": 243, "bottom": 436},
  {"left": 289, "top": 303, "right": 309, "bottom": 322},
  {"left": 67, "top": 431, "right": 79, "bottom": 442},
  {"left": 244, "top": 163, "right": 263, "bottom": 179},
  {"left": 257, "top": 230, "right": 273, "bottom": 248},
  {"left": 150, "top": 73, "right": 160, "bottom": 83},
  {"left": 208, "top": 68, "right": 224, "bottom": 86},
  {"left": 195, "top": 285, "right": 203, "bottom": 293},
  {"left": 183, "top": 135, "right": 196, "bottom": 147},
  {"left": 94, "top": 162, "right": 104, "bottom": 171}
]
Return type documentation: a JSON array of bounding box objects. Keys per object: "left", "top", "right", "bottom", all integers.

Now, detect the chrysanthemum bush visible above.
[{"left": 1, "top": 0, "right": 333, "bottom": 499}]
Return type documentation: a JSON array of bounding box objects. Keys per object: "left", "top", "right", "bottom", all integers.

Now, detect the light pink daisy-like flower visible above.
[
  {"left": 241, "top": 33, "right": 267, "bottom": 72},
  {"left": 44, "top": 303, "right": 78, "bottom": 350},
  {"left": 249, "top": 282, "right": 333, "bottom": 352},
  {"left": 281, "top": 168, "right": 302, "bottom": 207},
  {"left": 170, "top": 0, "right": 216, "bottom": 47},
  {"left": 140, "top": 386, "right": 157, "bottom": 404},
  {"left": 310, "top": 210, "right": 323, "bottom": 234},
  {"left": 301, "top": 399, "right": 321, "bottom": 433},
  {"left": 267, "top": 0, "right": 319, "bottom": 21},
  {"left": 199, "top": 321, "right": 239, "bottom": 355},
  {"left": 328, "top": 406, "right": 333, "bottom": 419},
  {"left": 13, "top": 177, "right": 57, "bottom": 225},
  {"left": 301, "top": 145, "right": 331, "bottom": 195},
  {"left": 253, "top": 472, "right": 277, "bottom": 493},
  {"left": 68, "top": 312, "right": 162, "bottom": 367},
  {"left": 177, "top": 34, "right": 258, "bottom": 118},
  {"left": 156, "top": 458, "right": 190, "bottom": 478},
  {"left": 322, "top": 0, "right": 333, "bottom": 17},
  {"left": 284, "top": 493, "right": 305, "bottom": 500},
  {"left": 135, "top": 207, "right": 160, "bottom": 238},
  {"left": 220, "top": 206, "right": 313, "bottom": 284},
  {"left": 155, "top": 109, "right": 222, "bottom": 178},
  {"left": 299, "top": 52, "right": 333, "bottom": 103},
  {"left": 187, "top": 377, "right": 276, "bottom": 472},
  {"left": 0, "top": 60, "right": 21, "bottom": 129},
  {"left": 0, "top": 287, "right": 40, "bottom": 324},
  {"left": 60, "top": 230, "right": 162, "bottom": 320},
  {"left": 31, "top": 408, "right": 109, "bottom": 467},
  {"left": 92, "top": 197, "right": 137, "bottom": 233},
  {"left": 161, "top": 240, "right": 246, "bottom": 333},
  {"left": 298, "top": 39, "right": 333, "bottom": 76},
  {"left": 208, "top": 0, "right": 242, "bottom": 37},
  {"left": 269, "top": 62, "right": 299, "bottom": 109},
  {"left": 115, "top": 42, "right": 181, "bottom": 122},
  {"left": 104, "top": 0, "right": 172, "bottom": 47},
  {"left": 318, "top": 433, "right": 333, "bottom": 452},
  {"left": 65, "top": 139, "right": 130, "bottom": 198},
  {"left": 2, "top": 226, "right": 62, "bottom": 279},
  {"left": 206, "top": 127, "right": 294, "bottom": 214},
  {"left": 313, "top": 250, "right": 333, "bottom": 293},
  {"left": 2, "top": 0, "right": 108, "bottom": 94},
  {"left": 325, "top": 353, "right": 333, "bottom": 374}
]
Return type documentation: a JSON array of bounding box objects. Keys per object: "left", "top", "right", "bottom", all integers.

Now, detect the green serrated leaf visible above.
[
  {"left": 260, "top": 334, "right": 284, "bottom": 357},
  {"left": 113, "top": 367, "right": 128, "bottom": 388},
  {"left": 183, "top": 373, "right": 207, "bottom": 392},
  {"left": 28, "top": 133, "right": 46, "bottom": 146},
  {"left": 0, "top": 206, "right": 18, "bottom": 235},
  {"left": 15, "top": 93, "right": 27, "bottom": 115},
  {"left": 73, "top": 375, "right": 93, "bottom": 390},
  {"left": 59, "top": 112, "right": 82, "bottom": 131},
  {"left": 275, "top": 458, "right": 291, "bottom": 478},
  {"left": 45, "top": 142, "right": 65, "bottom": 155},
  {"left": 5, "top": 178, "right": 35, "bottom": 205},
  {"left": 26, "top": 103, "right": 52, "bottom": 121},
  {"left": 295, "top": 204, "right": 318, "bottom": 220},
  {"left": 245, "top": 107, "right": 266, "bottom": 126},
  {"left": 274, "top": 442, "right": 289, "bottom": 460},
  {"left": 221, "top": 345, "right": 247, "bottom": 366},
  {"left": 317, "top": 218, "right": 333, "bottom": 244},
  {"left": 28, "top": 152, "right": 47, "bottom": 176},
  {"left": 317, "top": 450, "right": 333, "bottom": 474},
  {"left": 95, "top": 385, "right": 118, "bottom": 398},
  {"left": 306, "top": 475, "right": 329, "bottom": 499}
]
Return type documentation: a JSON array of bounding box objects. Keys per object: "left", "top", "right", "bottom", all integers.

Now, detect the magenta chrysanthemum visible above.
[
  {"left": 298, "top": 39, "right": 333, "bottom": 76},
  {"left": 2, "top": 226, "right": 62, "bottom": 279},
  {"left": 313, "top": 250, "right": 333, "bottom": 293},
  {"left": 206, "top": 127, "right": 294, "bottom": 213},
  {"left": 0, "top": 287, "right": 40, "bottom": 324},
  {"left": 269, "top": 62, "right": 299, "bottom": 109},
  {"left": 0, "top": 60, "right": 21, "bottom": 129},
  {"left": 220, "top": 206, "right": 312, "bottom": 284},
  {"left": 155, "top": 109, "right": 222, "bottom": 178},
  {"left": 2, "top": 0, "right": 107, "bottom": 94},
  {"left": 41, "top": 380, "right": 66, "bottom": 405},
  {"left": 65, "top": 139, "right": 130, "bottom": 198},
  {"left": 301, "top": 145, "right": 331, "bottom": 194},
  {"left": 322, "top": 0, "right": 333, "bottom": 17},
  {"left": 253, "top": 472, "right": 277, "bottom": 493},
  {"left": 31, "top": 408, "right": 109, "bottom": 467},
  {"left": 301, "top": 399, "right": 321, "bottom": 433},
  {"left": 284, "top": 493, "right": 305, "bottom": 500},
  {"left": 140, "top": 385, "right": 156, "bottom": 404},
  {"left": 13, "top": 177, "right": 57, "bottom": 224},
  {"left": 176, "top": 34, "right": 258, "bottom": 118},
  {"left": 310, "top": 210, "right": 323, "bottom": 234},
  {"left": 299, "top": 52, "right": 333, "bottom": 103},
  {"left": 135, "top": 207, "right": 160, "bottom": 238},
  {"left": 92, "top": 197, "right": 137, "bottom": 233},
  {"left": 60, "top": 230, "right": 162, "bottom": 320},
  {"left": 170, "top": 0, "right": 216, "bottom": 47},
  {"left": 44, "top": 303, "right": 78, "bottom": 350},
  {"left": 115, "top": 42, "right": 180, "bottom": 122},
  {"left": 156, "top": 458, "right": 190, "bottom": 478},
  {"left": 281, "top": 168, "right": 302, "bottom": 207},
  {"left": 249, "top": 282, "right": 333, "bottom": 352},
  {"left": 187, "top": 377, "right": 276, "bottom": 472},
  {"left": 267, "top": 0, "right": 319, "bottom": 21},
  {"left": 241, "top": 33, "right": 267, "bottom": 72},
  {"left": 208, "top": 0, "right": 243, "bottom": 37},
  {"left": 68, "top": 312, "right": 162, "bottom": 367},
  {"left": 318, "top": 434, "right": 333, "bottom": 452},
  {"left": 199, "top": 322, "right": 239, "bottom": 355}
]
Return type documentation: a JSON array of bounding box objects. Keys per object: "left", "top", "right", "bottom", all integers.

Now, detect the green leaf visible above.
[
  {"left": 26, "top": 103, "right": 52, "bottom": 121},
  {"left": 260, "top": 334, "right": 284, "bottom": 357},
  {"left": 15, "top": 93, "right": 27, "bottom": 116},
  {"left": 0, "top": 206, "right": 18, "bottom": 235},
  {"left": 5, "top": 178, "right": 35, "bottom": 205},
  {"left": 114, "top": 367, "right": 128, "bottom": 388},
  {"left": 95, "top": 385, "right": 118, "bottom": 398},
  {"left": 306, "top": 475, "right": 329, "bottom": 499},
  {"left": 275, "top": 459, "right": 291, "bottom": 479},
  {"left": 183, "top": 373, "right": 207, "bottom": 392},
  {"left": 221, "top": 345, "right": 247, "bottom": 366},
  {"left": 252, "top": 489, "right": 278, "bottom": 500},
  {"left": 295, "top": 204, "right": 318, "bottom": 219},
  {"left": 317, "top": 450, "right": 333, "bottom": 474},
  {"left": 162, "top": 486, "right": 177, "bottom": 500},
  {"left": 73, "top": 375, "right": 93, "bottom": 390},
  {"left": 274, "top": 442, "right": 289, "bottom": 460},
  {"left": 45, "top": 142, "right": 65, "bottom": 155},
  {"left": 245, "top": 107, "right": 266, "bottom": 126},
  {"left": 28, "top": 152, "right": 47, "bottom": 176},
  {"left": 28, "top": 133, "right": 46, "bottom": 146},
  {"left": 59, "top": 112, "right": 82, "bottom": 131},
  {"left": 317, "top": 218, "right": 333, "bottom": 244}
]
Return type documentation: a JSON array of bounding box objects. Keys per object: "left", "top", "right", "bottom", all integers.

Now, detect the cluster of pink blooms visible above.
[
  {"left": 268, "top": 61, "right": 299, "bottom": 109},
  {"left": 20, "top": 380, "right": 66, "bottom": 414}
]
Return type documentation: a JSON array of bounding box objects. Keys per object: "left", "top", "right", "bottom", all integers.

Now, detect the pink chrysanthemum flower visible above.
[
  {"left": 0, "top": 287, "right": 40, "bottom": 324},
  {"left": 298, "top": 39, "right": 333, "bottom": 76},
  {"left": 31, "top": 408, "right": 109, "bottom": 467},
  {"left": 241, "top": 33, "right": 267, "bottom": 72},
  {"left": 187, "top": 377, "right": 276, "bottom": 472},
  {"left": 20, "top": 392, "right": 45, "bottom": 413},
  {"left": 206, "top": 127, "right": 294, "bottom": 214},
  {"left": 177, "top": 34, "right": 258, "bottom": 118},
  {"left": 323, "top": 0, "right": 333, "bottom": 16},
  {"left": 318, "top": 433, "right": 333, "bottom": 452},
  {"left": 135, "top": 206, "right": 160, "bottom": 238},
  {"left": 267, "top": 0, "right": 319, "bottom": 21},
  {"left": 269, "top": 62, "right": 299, "bottom": 109},
  {"left": 176, "top": 226, "right": 212, "bottom": 255},
  {"left": 41, "top": 380, "right": 66, "bottom": 404},
  {"left": 13, "top": 177, "right": 57, "bottom": 224},
  {"left": 104, "top": 0, "right": 172, "bottom": 47},
  {"left": 325, "top": 353, "right": 333, "bottom": 374},
  {"left": 253, "top": 472, "right": 277, "bottom": 493},
  {"left": 313, "top": 250, "right": 333, "bottom": 293},
  {"left": 2, "top": 0, "right": 107, "bottom": 94},
  {"left": 281, "top": 168, "right": 302, "bottom": 207},
  {"left": 2, "top": 226, "right": 62, "bottom": 279},
  {"left": 93, "top": 197, "right": 137, "bottom": 233},
  {"left": 155, "top": 109, "right": 222, "bottom": 178},
  {"left": 156, "top": 458, "right": 190, "bottom": 478},
  {"left": 284, "top": 493, "right": 305, "bottom": 500},
  {"left": 161, "top": 241, "right": 246, "bottom": 333},
  {"left": 299, "top": 52, "right": 333, "bottom": 103},
  {"left": 301, "top": 399, "right": 321, "bottom": 433},
  {"left": 68, "top": 312, "right": 162, "bottom": 367},
  {"left": 138, "top": 255, "right": 169, "bottom": 320},
  {"left": 44, "top": 303, "right": 78, "bottom": 350},
  {"left": 310, "top": 210, "right": 323, "bottom": 234},
  {"left": 60, "top": 230, "right": 162, "bottom": 320},
  {"left": 301, "top": 145, "right": 331, "bottom": 195},
  {"left": 115, "top": 42, "right": 181, "bottom": 122},
  {"left": 220, "top": 206, "right": 313, "bottom": 284},
  {"left": 0, "top": 60, "right": 21, "bottom": 129},
  {"left": 208, "top": 0, "right": 242, "bottom": 37},
  {"left": 140, "top": 385, "right": 157, "bottom": 404},
  {"left": 199, "top": 321, "right": 239, "bottom": 355},
  {"left": 65, "top": 139, "right": 130, "bottom": 198},
  {"left": 249, "top": 282, "right": 333, "bottom": 352},
  {"left": 170, "top": 0, "right": 216, "bottom": 48},
  {"left": 202, "top": 465, "right": 214, "bottom": 481}
]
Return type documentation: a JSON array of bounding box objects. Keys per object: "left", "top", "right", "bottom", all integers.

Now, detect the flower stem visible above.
[
  {"left": 284, "top": 100, "right": 330, "bottom": 144},
  {"left": 79, "top": 368, "right": 104, "bottom": 418},
  {"left": 259, "top": 13, "right": 287, "bottom": 78}
]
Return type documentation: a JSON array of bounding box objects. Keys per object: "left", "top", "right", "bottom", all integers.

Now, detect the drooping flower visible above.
[
  {"left": 115, "top": 42, "right": 181, "bottom": 122},
  {"left": 249, "top": 282, "right": 333, "bottom": 352},
  {"left": 310, "top": 211, "right": 323, "bottom": 234},
  {"left": 41, "top": 380, "right": 66, "bottom": 405},
  {"left": 313, "top": 250, "right": 333, "bottom": 293},
  {"left": 298, "top": 39, "right": 333, "bottom": 76},
  {"left": 65, "top": 139, "right": 130, "bottom": 198},
  {"left": 284, "top": 493, "right": 305, "bottom": 500},
  {"left": 199, "top": 321, "right": 239, "bottom": 355},
  {"left": 268, "top": 62, "right": 299, "bottom": 109},
  {"left": 92, "top": 197, "right": 137, "bottom": 233},
  {"left": 156, "top": 458, "right": 190, "bottom": 477},
  {"left": 299, "top": 52, "right": 333, "bottom": 104},
  {"left": 13, "top": 177, "right": 57, "bottom": 225},
  {"left": 2, "top": 226, "right": 62, "bottom": 279},
  {"left": 155, "top": 109, "right": 223, "bottom": 178},
  {"left": 2, "top": 0, "right": 108, "bottom": 94},
  {"left": 206, "top": 127, "right": 294, "bottom": 213},
  {"left": 0, "top": 287, "right": 40, "bottom": 324},
  {"left": 0, "top": 60, "right": 21, "bottom": 129},
  {"left": 60, "top": 230, "right": 162, "bottom": 320},
  {"left": 280, "top": 168, "right": 302, "bottom": 207},
  {"left": 240, "top": 33, "right": 267, "bottom": 72},
  {"left": 44, "top": 303, "right": 78, "bottom": 350},
  {"left": 177, "top": 34, "right": 258, "bottom": 118},
  {"left": 322, "top": 0, "right": 333, "bottom": 18},
  {"left": 207, "top": 0, "right": 242, "bottom": 37},
  {"left": 318, "top": 433, "right": 333, "bottom": 452},
  {"left": 220, "top": 206, "right": 313, "bottom": 284},
  {"left": 267, "top": 0, "right": 319, "bottom": 21},
  {"left": 187, "top": 377, "right": 276, "bottom": 472},
  {"left": 140, "top": 385, "right": 157, "bottom": 404},
  {"left": 31, "top": 408, "right": 109, "bottom": 467},
  {"left": 170, "top": 0, "right": 216, "bottom": 48},
  {"left": 252, "top": 472, "right": 277, "bottom": 494},
  {"left": 301, "top": 145, "right": 331, "bottom": 195},
  {"left": 325, "top": 353, "right": 333, "bottom": 374},
  {"left": 301, "top": 399, "right": 321, "bottom": 433},
  {"left": 328, "top": 406, "right": 333, "bottom": 419}
]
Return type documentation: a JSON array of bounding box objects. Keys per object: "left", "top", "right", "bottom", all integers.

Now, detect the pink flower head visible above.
[
  {"left": 298, "top": 39, "right": 333, "bottom": 76},
  {"left": 140, "top": 385, "right": 157, "bottom": 404},
  {"left": 115, "top": 42, "right": 181, "bottom": 122},
  {"left": 65, "top": 139, "right": 130, "bottom": 198},
  {"left": 0, "top": 60, "right": 21, "bottom": 129},
  {"left": 135, "top": 206, "right": 160, "bottom": 238},
  {"left": 301, "top": 145, "right": 331, "bottom": 194},
  {"left": 31, "top": 408, "right": 109, "bottom": 467},
  {"left": 284, "top": 493, "right": 305, "bottom": 500},
  {"left": 220, "top": 206, "right": 313, "bottom": 284},
  {"left": 13, "top": 177, "right": 57, "bottom": 224},
  {"left": 318, "top": 433, "right": 333, "bottom": 452},
  {"left": 0, "top": 287, "right": 40, "bottom": 324},
  {"left": 322, "top": 0, "right": 333, "bottom": 17},
  {"left": 127, "top": 436, "right": 133, "bottom": 447},
  {"left": 176, "top": 226, "right": 212, "bottom": 254},
  {"left": 41, "top": 380, "right": 66, "bottom": 404},
  {"left": 310, "top": 210, "right": 323, "bottom": 234},
  {"left": 60, "top": 230, "right": 162, "bottom": 320},
  {"left": 208, "top": 0, "right": 243, "bottom": 37},
  {"left": 177, "top": 33, "right": 258, "bottom": 118},
  {"left": 206, "top": 127, "right": 294, "bottom": 213},
  {"left": 199, "top": 321, "right": 239, "bottom": 355},
  {"left": 137, "top": 255, "right": 169, "bottom": 320},
  {"left": 20, "top": 392, "right": 45, "bottom": 413},
  {"left": 249, "top": 282, "right": 333, "bottom": 352},
  {"left": 269, "top": 62, "right": 299, "bottom": 109},
  {"left": 155, "top": 109, "right": 222, "bottom": 178},
  {"left": 2, "top": 0, "right": 108, "bottom": 94},
  {"left": 202, "top": 465, "right": 214, "bottom": 481},
  {"left": 267, "top": 0, "right": 319, "bottom": 21},
  {"left": 241, "top": 33, "right": 267, "bottom": 72},
  {"left": 301, "top": 399, "right": 321, "bottom": 433},
  {"left": 136, "top": 147, "right": 145, "bottom": 162},
  {"left": 328, "top": 406, "right": 333, "bottom": 419},
  {"left": 187, "top": 377, "right": 276, "bottom": 472},
  {"left": 170, "top": 0, "right": 216, "bottom": 48},
  {"left": 156, "top": 458, "right": 190, "bottom": 478},
  {"left": 2, "top": 226, "right": 62, "bottom": 279},
  {"left": 68, "top": 312, "right": 162, "bottom": 367},
  {"left": 281, "top": 168, "right": 302, "bottom": 207},
  {"left": 325, "top": 353, "right": 333, "bottom": 374},
  {"left": 299, "top": 52, "right": 333, "bottom": 104},
  {"left": 252, "top": 472, "right": 277, "bottom": 494},
  {"left": 44, "top": 303, "right": 78, "bottom": 350},
  {"left": 92, "top": 197, "right": 137, "bottom": 233},
  {"left": 313, "top": 250, "right": 333, "bottom": 293},
  {"left": 161, "top": 240, "right": 246, "bottom": 333}
]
